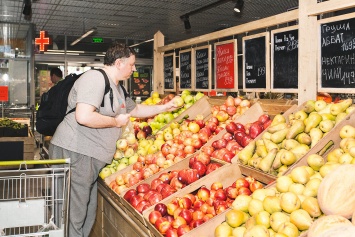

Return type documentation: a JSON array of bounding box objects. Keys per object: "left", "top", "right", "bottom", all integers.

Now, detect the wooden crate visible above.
[{"left": 256, "top": 99, "right": 297, "bottom": 118}]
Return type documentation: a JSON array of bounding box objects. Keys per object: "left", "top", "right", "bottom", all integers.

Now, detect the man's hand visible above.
[{"left": 114, "top": 113, "right": 131, "bottom": 127}]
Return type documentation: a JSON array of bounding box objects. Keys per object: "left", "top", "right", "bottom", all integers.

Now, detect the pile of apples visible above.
[
  {"left": 147, "top": 176, "right": 264, "bottom": 236},
  {"left": 211, "top": 96, "right": 252, "bottom": 123},
  {"left": 236, "top": 98, "right": 354, "bottom": 176},
  {"left": 122, "top": 157, "right": 223, "bottom": 214},
  {"left": 201, "top": 114, "right": 271, "bottom": 163}
]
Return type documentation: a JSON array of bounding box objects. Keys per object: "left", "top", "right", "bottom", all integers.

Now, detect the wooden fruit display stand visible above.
[{"left": 91, "top": 0, "right": 355, "bottom": 236}]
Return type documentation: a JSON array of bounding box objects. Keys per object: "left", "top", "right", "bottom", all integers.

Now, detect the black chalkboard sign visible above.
[
  {"left": 271, "top": 26, "right": 298, "bottom": 92},
  {"left": 179, "top": 49, "right": 193, "bottom": 90},
  {"left": 195, "top": 45, "right": 211, "bottom": 91},
  {"left": 319, "top": 15, "right": 355, "bottom": 92},
  {"left": 243, "top": 32, "right": 270, "bottom": 92},
  {"left": 164, "top": 53, "right": 176, "bottom": 91}
]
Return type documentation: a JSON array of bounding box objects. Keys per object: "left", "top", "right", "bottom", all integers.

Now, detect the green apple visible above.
[
  {"left": 170, "top": 121, "right": 180, "bottom": 129},
  {"left": 120, "top": 157, "right": 129, "bottom": 165},
  {"left": 152, "top": 91, "right": 160, "bottom": 99},
  {"left": 183, "top": 95, "right": 194, "bottom": 104},
  {"left": 116, "top": 163, "right": 127, "bottom": 171},
  {"left": 163, "top": 127, "right": 173, "bottom": 134},
  {"left": 154, "top": 139, "right": 165, "bottom": 149},
  {"left": 147, "top": 144, "right": 159, "bottom": 154},
  {"left": 99, "top": 167, "right": 112, "bottom": 179},
  {"left": 184, "top": 102, "right": 193, "bottom": 109},
  {"left": 116, "top": 139, "right": 128, "bottom": 151},
  {"left": 124, "top": 147, "right": 135, "bottom": 157},
  {"left": 139, "top": 139, "right": 150, "bottom": 148},
  {"left": 153, "top": 97, "right": 161, "bottom": 104},
  {"left": 155, "top": 114, "right": 166, "bottom": 123},
  {"left": 194, "top": 92, "right": 204, "bottom": 101},
  {"left": 139, "top": 121, "right": 148, "bottom": 129},
  {"left": 113, "top": 150, "right": 124, "bottom": 160},
  {"left": 163, "top": 132, "right": 173, "bottom": 141},
  {"left": 164, "top": 113, "right": 174, "bottom": 123},
  {"left": 128, "top": 155, "right": 138, "bottom": 165},
  {"left": 173, "top": 96, "right": 184, "bottom": 107},
  {"left": 137, "top": 147, "right": 147, "bottom": 156}
]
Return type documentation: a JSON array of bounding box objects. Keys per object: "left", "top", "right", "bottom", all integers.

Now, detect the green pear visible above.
[
  {"left": 263, "top": 138, "right": 279, "bottom": 152},
  {"left": 286, "top": 120, "right": 305, "bottom": 139},
  {"left": 309, "top": 127, "right": 323, "bottom": 148},
  {"left": 271, "top": 114, "right": 286, "bottom": 126},
  {"left": 314, "top": 100, "right": 327, "bottom": 112},
  {"left": 271, "top": 128, "right": 289, "bottom": 144},
  {"left": 237, "top": 141, "right": 256, "bottom": 165},
  {"left": 268, "top": 122, "right": 288, "bottom": 134},
  {"left": 290, "top": 144, "right": 310, "bottom": 160},
  {"left": 294, "top": 110, "right": 308, "bottom": 120},
  {"left": 318, "top": 120, "right": 335, "bottom": 133},
  {"left": 317, "top": 104, "right": 331, "bottom": 114},
  {"left": 305, "top": 113, "right": 322, "bottom": 133},
  {"left": 256, "top": 144, "right": 268, "bottom": 158},
  {"left": 335, "top": 112, "right": 348, "bottom": 124},
  {"left": 330, "top": 98, "right": 353, "bottom": 115},
  {"left": 303, "top": 100, "right": 315, "bottom": 113},
  {"left": 258, "top": 148, "right": 278, "bottom": 172},
  {"left": 296, "top": 133, "right": 312, "bottom": 145},
  {"left": 250, "top": 157, "right": 262, "bottom": 168},
  {"left": 280, "top": 150, "right": 297, "bottom": 166},
  {"left": 272, "top": 149, "right": 285, "bottom": 170},
  {"left": 282, "top": 139, "right": 300, "bottom": 150}
]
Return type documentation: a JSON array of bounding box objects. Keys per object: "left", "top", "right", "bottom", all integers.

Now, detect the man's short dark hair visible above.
[
  {"left": 50, "top": 68, "right": 63, "bottom": 78},
  {"left": 104, "top": 42, "right": 136, "bottom": 66}
]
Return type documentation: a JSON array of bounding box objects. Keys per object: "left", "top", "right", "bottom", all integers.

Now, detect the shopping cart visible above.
[{"left": 0, "top": 159, "right": 70, "bottom": 237}]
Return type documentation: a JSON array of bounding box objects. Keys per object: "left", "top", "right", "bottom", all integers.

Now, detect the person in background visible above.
[
  {"left": 50, "top": 67, "right": 63, "bottom": 85},
  {"left": 49, "top": 41, "right": 180, "bottom": 237}
]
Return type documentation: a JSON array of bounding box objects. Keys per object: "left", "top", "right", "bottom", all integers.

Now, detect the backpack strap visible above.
[
  {"left": 96, "top": 69, "right": 115, "bottom": 112},
  {"left": 119, "top": 83, "right": 129, "bottom": 99}
]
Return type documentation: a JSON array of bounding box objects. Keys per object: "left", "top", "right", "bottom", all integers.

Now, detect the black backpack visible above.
[{"left": 36, "top": 69, "right": 128, "bottom": 136}]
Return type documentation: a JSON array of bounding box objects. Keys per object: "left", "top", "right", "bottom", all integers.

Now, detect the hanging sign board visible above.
[
  {"left": 318, "top": 13, "right": 355, "bottom": 93},
  {"left": 179, "top": 49, "right": 194, "bottom": 90},
  {"left": 195, "top": 45, "right": 212, "bottom": 91},
  {"left": 271, "top": 26, "right": 298, "bottom": 93},
  {"left": 214, "top": 39, "right": 238, "bottom": 91},
  {"left": 243, "top": 32, "right": 270, "bottom": 92},
  {"left": 0, "top": 86, "right": 8, "bottom": 101},
  {"left": 164, "top": 53, "right": 176, "bottom": 92}
]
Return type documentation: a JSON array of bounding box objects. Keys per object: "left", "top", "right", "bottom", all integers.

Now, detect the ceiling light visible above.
[
  {"left": 70, "top": 27, "right": 97, "bottom": 46},
  {"left": 234, "top": 0, "right": 244, "bottom": 13},
  {"left": 180, "top": 15, "right": 191, "bottom": 30}
]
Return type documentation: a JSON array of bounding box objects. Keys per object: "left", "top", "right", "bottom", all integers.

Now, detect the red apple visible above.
[
  {"left": 123, "top": 189, "right": 137, "bottom": 202},
  {"left": 178, "top": 209, "right": 193, "bottom": 224},
  {"left": 241, "top": 135, "right": 253, "bottom": 147},
  {"left": 143, "top": 190, "right": 156, "bottom": 201},
  {"left": 136, "top": 130, "right": 147, "bottom": 139},
  {"left": 155, "top": 217, "right": 171, "bottom": 235},
  {"left": 166, "top": 229, "right": 178, "bottom": 237},
  {"left": 263, "top": 119, "right": 272, "bottom": 129},
  {"left": 214, "top": 126, "right": 224, "bottom": 134},
  {"left": 178, "top": 169, "right": 199, "bottom": 185},
  {"left": 206, "top": 163, "right": 222, "bottom": 175},
  {"left": 177, "top": 224, "right": 191, "bottom": 236},
  {"left": 195, "top": 152, "right": 211, "bottom": 166},
  {"left": 222, "top": 150, "right": 235, "bottom": 163},
  {"left": 159, "top": 172, "right": 171, "bottom": 184},
  {"left": 210, "top": 182, "right": 223, "bottom": 191},
  {"left": 178, "top": 197, "right": 193, "bottom": 209},
  {"left": 195, "top": 119, "right": 205, "bottom": 129},
  {"left": 149, "top": 210, "right": 162, "bottom": 224},
  {"left": 225, "top": 96, "right": 235, "bottom": 107},
  {"left": 154, "top": 203, "right": 168, "bottom": 216},
  {"left": 214, "top": 189, "right": 227, "bottom": 201},
  {"left": 143, "top": 125, "right": 153, "bottom": 136},
  {"left": 234, "top": 97, "right": 242, "bottom": 106},
  {"left": 190, "top": 219, "right": 205, "bottom": 229},
  {"left": 184, "top": 145, "right": 195, "bottom": 155},
  {"left": 258, "top": 114, "right": 271, "bottom": 124},
  {"left": 190, "top": 160, "right": 207, "bottom": 177},
  {"left": 238, "top": 187, "right": 252, "bottom": 196},
  {"left": 216, "top": 110, "right": 229, "bottom": 122},
  {"left": 130, "top": 194, "right": 144, "bottom": 208},
  {"left": 151, "top": 178, "right": 164, "bottom": 190},
  {"left": 136, "top": 200, "right": 150, "bottom": 213},
  {"left": 172, "top": 216, "right": 187, "bottom": 229},
  {"left": 136, "top": 183, "right": 150, "bottom": 194},
  {"left": 201, "top": 145, "right": 214, "bottom": 156},
  {"left": 192, "top": 138, "right": 203, "bottom": 149},
  {"left": 249, "top": 122, "right": 264, "bottom": 139},
  {"left": 222, "top": 132, "right": 234, "bottom": 141},
  {"left": 226, "top": 140, "right": 242, "bottom": 153},
  {"left": 197, "top": 186, "right": 210, "bottom": 201},
  {"left": 206, "top": 122, "right": 217, "bottom": 133},
  {"left": 148, "top": 192, "right": 163, "bottom": 206},
  {"left": 170, "top": 176, "right": 184, "bottom": 190},
  {"left": 226, "top": 121, "right": 238, "bottom": 134},
  {"left": 193, "top": 199, "right": 204, "bottom": 211},
  {"left": 226, "top": 106, "right": 237, "bottom": 116},
  {"left": 167, "top": 203, "right": 179, "bottom": 216},
  {"left": 250, "top": 180, "right": 264, "bottom": 192},
  {"left": 184, "top": 193, "right": 196, "bottom": 204},
  {"left": 225, "top": 186, "right": 238, "bottom": 199}
]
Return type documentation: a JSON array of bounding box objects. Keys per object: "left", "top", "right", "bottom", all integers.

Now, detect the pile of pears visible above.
[
  {"left": 237, "top": 98, "right": 354, "bottom": 176},
  {"left": 214, "top": 122, "right": 355, "bottom": 237}
]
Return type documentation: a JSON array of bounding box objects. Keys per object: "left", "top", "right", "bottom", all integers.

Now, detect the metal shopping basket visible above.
[{"left": 0, "top": 159, "right": 70, "bottom": 237}]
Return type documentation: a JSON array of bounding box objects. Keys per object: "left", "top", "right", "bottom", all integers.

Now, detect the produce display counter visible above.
[{"left": 91, "top": 179, "right": 151, "bottom": 237}]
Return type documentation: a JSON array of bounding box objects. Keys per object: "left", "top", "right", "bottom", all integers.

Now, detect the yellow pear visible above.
[
  {"left": 280, "top": 150, "right": 297, "bottom": 166},
  {"left": 281, "top": 139, "right": 300, "bottom": 150},
  {"left": 305, "top": 113, "right": 322, "bottom": 133},
  {"left": 258, "top": 148, "right": 278, "bottom": 172},
  {"left": 319, "top": 119, "right": 335, "bottom": 133},
  {"left": 243, "top": 225, "right": 269, "bottom": 237},
  {"left": 270, "top": 212, "right": 290, "bottom": 232},
  {"left": 268, "top": 122, "right": 288, "bottom": 134},
  {"left": 307, "top": 154, "right": 325, "bottom": 171},
  {"left": 263, "top": 196, "right": 282, "bottom": 214},
  {"left": 262, "top": 131, "right": 272, "bottom": 140},
  {"left": 346, "top": 105, "right": 355, "bottom": 114},
  {"left": 271, "top": 114, "right": 286, "bottom": 126},
  {"left": 288, "top": 183, "right": 305, "bottom": 195},
  {"left": 339, "top": 124, "right": 355, "bottom": 139},
  {"left": 286, "top": 120, "right": 305, "bottom": 139},
  {"left": 335, "top": 112, "right": 348, "bottom": 124},
  {"left": 330, "top": 98, "right": 353, "bottom": 115},
  {"left": 338, "top": 152, "right": 353, "bottom": 164},
  {"left": 255, "top": 211, "right": 271, "bottom": 228},
  {"left": 319, "top": 162, "right": 341, "bottom": 177},
  {"left": 237, "top": 141, "right": 256, "bottom": 165},
  {"left": 309, "top": 127, "right": 324, "bottom": 148},
  {"left": 280, "top": 192, "right": 301, "bottom": 213},
  {"left": 290, "top": 209, "right": 313, "bottom": 231},
  {"left": 303, "top": 100, "right": 315, "bottom": 113},
  {"left": 248, "top": 199, "right": 264, "bottom": 216},
  {"left": 294, "top": 110, "right": 308, "bottom": 121},
  {"left": 256, "top": 144, "right": 268, "bottom": 158},
  {"left": 318, "top": 104, "right": 332, "bottom": 114},
  {"left": 290, "top": 166, "right": 310, "bottom": 184},
  {"left": 320, "top": 113, "right": 336, "bottom": 121},
  {"left": 295, "top": 132, "right": 312, "bottom": 145},
  {"left": 263, "top": 139, "right": 279, "bottom": 152},
  {"left": 314, "top": 100, "right": 327, "bottom": 112},
  {"left": 301, "top": 196, "right": 322, "bottom": 218},
  {"left": 272, "top": 149, "right": 285, "bottom": 170},
  {"left": 276, "top": 175, "right": 293, "bottom": 193},
  {"left": 326, "top": 148, "right": 344, "bottom": 163},
  {"left": 277, "top": 165, "right": 288, "bottom": 176},
  {"left": 289, "top": 144, "right": 310, "bottom": 160},
  {"left": 271, "top": 128, "right": 289, "bottom": 144}
]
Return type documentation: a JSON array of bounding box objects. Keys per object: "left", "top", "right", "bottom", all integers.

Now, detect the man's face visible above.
[{"left": 118, "top": 55, "right": 136, "bottom": 80}]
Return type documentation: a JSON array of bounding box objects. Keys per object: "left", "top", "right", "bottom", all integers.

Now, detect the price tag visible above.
[{"left": 0, "top": 86, "right": 8, "bottom": 101}]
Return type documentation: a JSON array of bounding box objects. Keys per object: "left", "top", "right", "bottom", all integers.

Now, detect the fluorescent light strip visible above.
[
  {"left": 130, "top": 38, "right": 154, "bottom": 47},
  {"left": 70, "top": 28, "right": 97, "bottom": 46}
]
